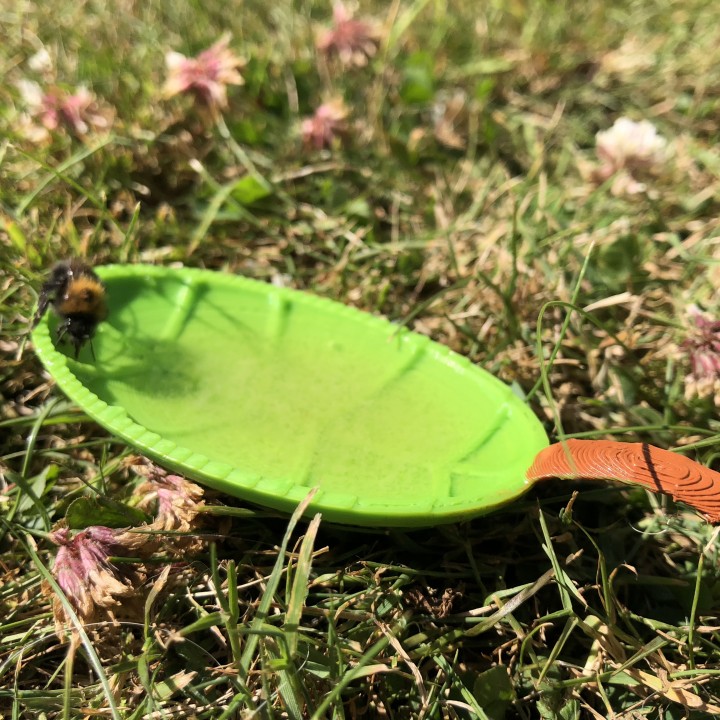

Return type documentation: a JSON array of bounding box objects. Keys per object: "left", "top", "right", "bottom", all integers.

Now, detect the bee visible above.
[{"left": 33, "top": 260, "right": 108, "bottom": 359}]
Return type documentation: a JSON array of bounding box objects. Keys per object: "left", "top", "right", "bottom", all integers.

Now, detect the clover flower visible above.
[
  {"left": 594, "top": 117, "right": 668, "bottom": 194},
  {"left": 27, "top": 47, "right": 52, "bottom": 74},
  {"left": 17, "top": 81, "right": 108, "bottom": 138},
  {"left": 47, "top": 526, "right": 141, "bottom": 637},
  {"left": 44, "top": 463, "right": 206, "bottom": 641},
  {"left": 317, "top": 2, "right": 381, "bottom": 67},
  {"left": 301, "top": 100, "right": 348, "bottom": 150},
  {"left": 164, "top": 34, "right": 244, "bottom": 110},
  {"left": 134, "top": 473, "right": 205, "bottom": 533},
  {"left": 682, "top": 305, "right": 720, "bottom": 403}
]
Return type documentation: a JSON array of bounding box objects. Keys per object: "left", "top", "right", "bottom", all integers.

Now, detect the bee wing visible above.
[{"left": 33, "top": 264, "right": 69, "bottom": 326}]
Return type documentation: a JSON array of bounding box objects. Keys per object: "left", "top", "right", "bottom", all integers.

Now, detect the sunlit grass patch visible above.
[{"left": 2, "top": 0, "right": 720, "bottom": 716}]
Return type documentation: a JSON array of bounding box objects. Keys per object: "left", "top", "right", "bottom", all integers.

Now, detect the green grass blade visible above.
[
  {"left": 286, "top": 512, "right": 321, "bottom": 657},
  {"left": 239, "top": 489, "right": 318, "bottom": 678}
]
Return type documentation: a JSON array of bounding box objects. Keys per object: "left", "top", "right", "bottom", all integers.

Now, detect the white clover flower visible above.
[
  {"left": 28, "top": 47, "right": 52, "bottom": 73},
  {"left": 596, "top": 117, "right": 668, "bottom": 174}
]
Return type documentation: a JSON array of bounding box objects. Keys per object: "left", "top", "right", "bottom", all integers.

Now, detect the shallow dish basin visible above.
[{"left": 33, "top": 264, "right": 549, "bottom": 526}]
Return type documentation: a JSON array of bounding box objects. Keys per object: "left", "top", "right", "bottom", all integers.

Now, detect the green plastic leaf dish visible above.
[{"left": 32, "top": 264, "right": 548, "bottom": 527}]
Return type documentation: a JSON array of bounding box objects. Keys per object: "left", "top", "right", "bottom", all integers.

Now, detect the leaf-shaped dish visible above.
[{"left": 32, "top": 264, "right": 548, "bottom": 526}]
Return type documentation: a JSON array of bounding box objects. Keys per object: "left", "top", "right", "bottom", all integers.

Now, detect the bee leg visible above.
[
  {"left": 33, "top": 294, "right": 51, "bottom": 327},
  {"left": 55, "top": 322, "right": 68, "bottom": 346},
  {"left": 55, "top": 321, "right": 77, "bottom": 358},
  {"left": 89, "top": 340, "right": 96, "bottom": 361}
]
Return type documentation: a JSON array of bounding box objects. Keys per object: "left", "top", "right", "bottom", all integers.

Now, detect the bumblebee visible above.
[{"left": 34, "top": 260, "right": 108, "bottom": 359}]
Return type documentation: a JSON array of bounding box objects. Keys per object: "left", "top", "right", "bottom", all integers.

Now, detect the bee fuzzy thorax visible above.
[{"left": 57, "top": 275, "right": 107, "bottom": 317}]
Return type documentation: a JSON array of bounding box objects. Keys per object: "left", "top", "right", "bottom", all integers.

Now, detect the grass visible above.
[{"left": 2, "top": 0, "right": 720, "bottom": 716}]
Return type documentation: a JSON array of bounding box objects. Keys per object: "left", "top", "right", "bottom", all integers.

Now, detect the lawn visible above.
[{"left": 2, "top": 0, "right": 720, "bottom": 717}]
